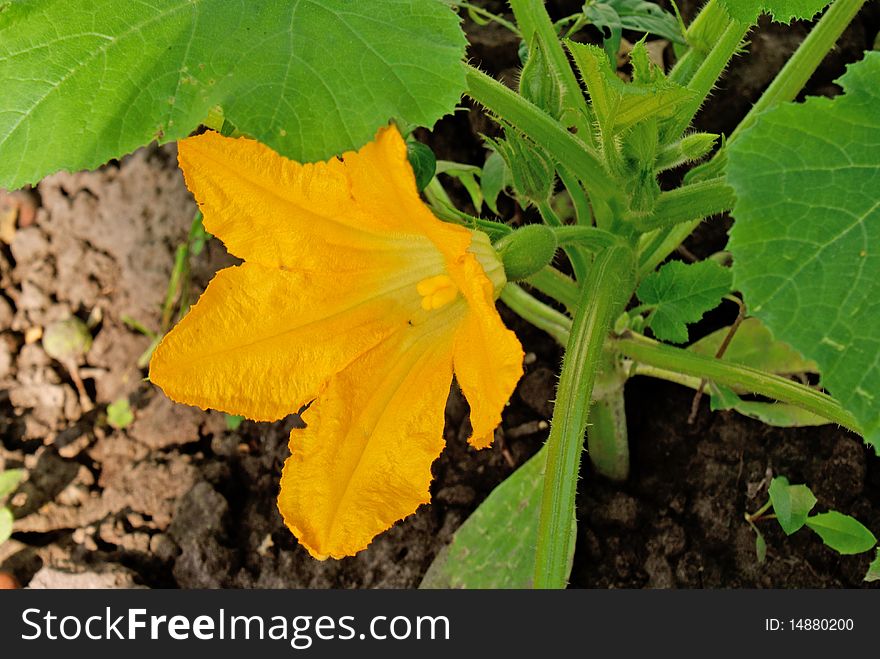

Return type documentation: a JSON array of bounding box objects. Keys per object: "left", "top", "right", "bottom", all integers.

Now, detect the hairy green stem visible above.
[
  {"left": 637, "top": 218, "right": 702, "bottom": 279},
  {"left": 557, "top": 166, "right": 593, "bottom": 226},
  {"left": 669, "top": 18, "right": 751, "bottom": 137},
  {"left": 508, "top": 0, "right": 595, "bottom": 146},
  {"left": 730, "top": 0, "right": 868, "bottom": 141},
  {"left": 615, "top": 334, "right": 862, "bottom": 434},
  {"left": 538, "top": 199, "right": 590, "bottom": 282},
  {"left": 668, "top": 0, "right": 732, "bottom": 86},
  {"left": 457, "top": 1, "right": 520, "bottom": 34},
  {"left": 632, "top": 178, "right": 735, "bottom": 233},
  {"left": 464, "top": 65, "right": 616, "bottom": 204},
  {"left": 500, "top": 284, "right": 571, "bottom": 345},
  {"left": 534, "top": 244, "right": 636, "bottom": 588},
  {"left": 537, "top": 200, "right": 563, "bottom": 226},
  {"left": 554, "top": 225, "right": 617, "bottom": 251},
  {"left": 587, "top": 390, "right": 630, "bottom": 482},
  {"left": 526, "top": 267, "right": 580, "bottom": 311}
]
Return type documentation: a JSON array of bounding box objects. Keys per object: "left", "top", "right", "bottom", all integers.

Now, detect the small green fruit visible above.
[{"left": 495, "top": 224, "right": 558, "bottom": 281}]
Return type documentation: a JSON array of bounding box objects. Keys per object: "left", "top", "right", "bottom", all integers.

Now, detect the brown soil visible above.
[{"left": 1, "top": 2, "right": 878, "bottom": 589}]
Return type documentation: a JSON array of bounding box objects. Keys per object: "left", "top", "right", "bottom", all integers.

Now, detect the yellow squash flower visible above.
[{"left": 149, "top": 125, "right": 524, "bottom": 559}]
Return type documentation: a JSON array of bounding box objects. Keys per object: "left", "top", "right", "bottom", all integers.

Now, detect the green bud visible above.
[
  {"left": 655, "top": 133, "right": 718, "bottom": 173},
  {"left": 494, "top": 224, "right": 558, "bottom": 281},
  {"left": 486, "top": 131, "right": 554, "bottom": 206},
  {"left": 42, "top": 317, "right": 92, "bottom": 363},
  {"left": 518, "top": 37, "right": 563, "bottom": 118}
]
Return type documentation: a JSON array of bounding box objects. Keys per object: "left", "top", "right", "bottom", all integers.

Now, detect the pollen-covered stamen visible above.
[{"left": 417, "top": 274, "right": 459, "bottom": 311}]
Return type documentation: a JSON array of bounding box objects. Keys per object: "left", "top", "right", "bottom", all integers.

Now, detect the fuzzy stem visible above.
[
  {"left": 534, "top": 244, "right": 636, "bottom": 588},
  {"left": 525, "top": 267, "right": 581, "bottom": 311},
  {"left": 632, "top": 178, "right": 735, "bottom": 233},
  {"left": 615, "top": 334, "right": 862, "bottom": 434},
  {"left": 500, "top": 284, "right": 571, "bottom": 345},
  {"left": 730, "top": 0, "right": 868, "bottom": 142},
  {"left": 508, "top": 0, "right": 596, "bottom": 146},
  {"left": 464, "top": 65, "right": 616, "bottom": 206},
  {"left": 557, "top": 166, "right": 593, "bottom": 226},
  {"left": 668, "top": 0, "right": 732, "bottom": 86},
  {"left": 587, "top": 388, "right": 630, "bottom": 481},
  {"left": 669, "top": 19, "right": 752, "bottom": 137},
  {"left": 554, "top": 225, "right": 617, "bottom": 251}
]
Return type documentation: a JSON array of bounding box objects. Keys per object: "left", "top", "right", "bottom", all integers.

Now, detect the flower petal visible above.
[
  {"left": 453, "top": 256, "right": 524, "bottom": 449},
  {"left": 150, "top": 262, "right": 415, "bottom": 421},
  {"left": 177, "top": 126, "right": 473, "bottom": 276},
  {"left": 342, "top": 125, "right": 474, "bottom": 258},
  {"left": 278, "top": 321, "right": 457, "bottom": 559},
  {"left": 178, "top": 128, "right": 435, "bottom": 273}
]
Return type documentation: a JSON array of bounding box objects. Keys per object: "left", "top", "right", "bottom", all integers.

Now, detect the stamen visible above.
[{"left": 417, "top": 274, "right": 458, "bottom": 311}]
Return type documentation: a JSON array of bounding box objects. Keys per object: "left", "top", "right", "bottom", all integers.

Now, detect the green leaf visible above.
[
  {"left": 481, "top": 150, "right": 510, "bottom": 215},
  {"left": 0, "top": 0, "right": 466, "bottom": 189},
  {"left": 106, "top": 398, "right": 134, "bottom": 430},
  {"left": 865, "top": 548, "right": 880, "bottom": 582},
  {"left": 806, "top": 511, "right": 877, "bottom": 555},
  {"left": 584, "top": 0, "right": 684, "bottom": 62},
  {"left": 768, "top": 476, "right": 817, "bottom": 535},
  {"left": 755, "top": 527, "right": 767, "bottom": 563},
  {"left": 689, "top": 318, "right": 817, "bottom": 375},
  {"left": 637, "top": 260, "right": 732, "bottom": 343},
  {"left": 731, "top": 401, "right": 830, "bottom": 428},
  {"left": 727, "top": 53, "right": 880, "bottom": 448},
  {"left": 420, "top": 447, "right": 576, "bottom": 588},
  {"left": 567, "top": 41, "right": 691, "bottom": 139},
  {"left": 707, "top": 383, "right": 830, "bottom": 427},
  {"left": 435, "top": 161, "right": 484, "bottom": 212},
  {"left": 0, "top": 469, "right": 24, "bottom": 500},
  {"left": 708, "top": 383, "right": 742, "bottom": 411},
  {"left": 406, "top": 141, "right": 437, "bottom": 193},
  {"left": 718, "top": 0, "right": 830, "bottom": 23},
  {"left": 0, "top": 507, "right": 12, "bottom": 545}
]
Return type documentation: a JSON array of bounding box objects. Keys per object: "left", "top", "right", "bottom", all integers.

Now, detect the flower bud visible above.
[
  {"left": 519, "top": 37, "right": 563, "bottom": 119},
  {"left": 486, "top": 131, "right": 555, "bottom": 206},
  {"left": 654, "top": 133, "right": 718, "bottom": 172}
]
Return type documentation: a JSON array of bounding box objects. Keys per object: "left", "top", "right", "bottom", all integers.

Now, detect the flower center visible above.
[{"left": 416, "top": 274, "right": 459, "bottom": 311}]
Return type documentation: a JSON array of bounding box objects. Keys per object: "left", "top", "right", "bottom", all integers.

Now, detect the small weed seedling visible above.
[
  {"left": 1, "top": 0, "right": 878, "bottom": 586},
  {"left": 746, "top": 476, "right": 877, "bottom": 575}
]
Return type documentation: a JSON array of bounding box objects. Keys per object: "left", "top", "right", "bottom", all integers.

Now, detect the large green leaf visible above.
[
  {"left": 420, "top": 446, "right": 576, "bottom": 589},
  {"left": 718, "top": 0, "right": 830, "bottom": 23},
  {"left": 0, "top": 0, "right": 466, "bottom": 188},
  {"left": 727, "top": 53, "right": 880, "bottom": 448}
]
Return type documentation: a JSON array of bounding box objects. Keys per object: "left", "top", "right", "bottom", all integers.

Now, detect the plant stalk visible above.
[
  {"left": 730, "top": 0, "right": 868, "bottom": 142},
  {"left": 508, "top": 0, "right": 596, "bottom": 146},
  {"left": 534, "top": 244, "right": 636, "bottom": 588},
  {"left": 668, "top": 0, "right": 732, "bottom": 86},
  {"left": 615, "top": 334, "right": 862, "bottom": 435},
  {"left": 526, "top": 267, "right": 580, "bottom": 311},
  {"left": 500, "top": 284, "right": 571, "bottom": 346},
  {"left": 587, "top": 387, "right": 630, "bottom": 481},
  {"left": 669, "top": 18, "right": 751, "bottom": 138},
  {"left": 631, "top": 178, "right": 735, "bottom": 233},
  {"left": 464, "top": 65, "right": 616, "bottom": 205}
]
